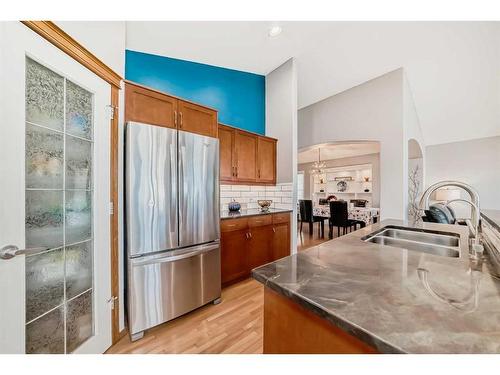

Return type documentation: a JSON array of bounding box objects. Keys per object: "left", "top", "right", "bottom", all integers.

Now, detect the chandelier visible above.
[{"left": 310, "top": 148, "right": 326, "bottom": 175}]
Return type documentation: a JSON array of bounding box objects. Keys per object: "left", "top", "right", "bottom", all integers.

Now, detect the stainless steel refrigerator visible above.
[{"left": 125, "top": 121, "right": 221, "bottom": 341}]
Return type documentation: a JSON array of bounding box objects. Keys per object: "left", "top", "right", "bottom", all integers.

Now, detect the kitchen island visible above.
[{"left": 252, "top": 219, "right": 500, "bottom": 354}]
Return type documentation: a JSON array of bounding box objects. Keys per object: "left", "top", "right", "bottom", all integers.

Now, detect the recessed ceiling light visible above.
[{"left": 268, "top": 26, "right": 282, "bottom": 37}]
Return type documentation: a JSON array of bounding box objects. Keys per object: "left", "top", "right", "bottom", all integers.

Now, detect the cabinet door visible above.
[
  {"left": 272, "top": 223, "right": 290, "bottom": 261},
  {"left": 178, "top": 100, "right": 218, "bottom": 138},
  {"left": 125, "top": 82, "right": 177, "bottom": 128},
  {"left": 247, "top": 225, "right": 273, "bottom": 271},
  {"left": 234, "top": 131, "right": 258, "bottom": 182},
  {"left": 218, "top": 125, "right": 235, "bottom": 182},
  {"left": 257, "top": 137, "right": 276, "bottom": 184},
  {"left": 221, "top": 229, "right": 248, "bottom": 284}
]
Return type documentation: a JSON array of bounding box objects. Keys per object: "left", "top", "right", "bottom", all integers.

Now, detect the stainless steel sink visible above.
[{"left": 362, "top": 225, "right": 461, "bottom": 258}]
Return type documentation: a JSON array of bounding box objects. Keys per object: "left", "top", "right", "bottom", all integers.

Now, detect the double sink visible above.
[{"left": 362, "top": 225, "right": 461, "bottom": 258}]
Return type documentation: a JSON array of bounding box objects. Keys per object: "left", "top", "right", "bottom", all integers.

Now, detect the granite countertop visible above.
[
  {"left": 220, "top": 208, "right": 293, "bottom": 220},
  {"left": 482, "top": 209, "right": 500, "bottom": 232},
  {"left": 252, "top": 219, "right": 500, "bottom": 353}
]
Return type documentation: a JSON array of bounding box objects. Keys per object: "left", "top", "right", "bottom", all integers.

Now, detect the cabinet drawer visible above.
[
  {"left": 221, "top": 218, "right": 248, "bottom": 232},
  {"left": 248, "top": 215, "right": 273, "bottom": 227},
  {"left": 273, "top": 212, "right": 291, "bottom": 224}
]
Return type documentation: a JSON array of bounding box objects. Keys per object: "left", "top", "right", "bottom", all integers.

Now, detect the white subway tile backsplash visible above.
[
  {"left": 220, "top": 182, "right": 294, "bottom": 212},
  {"left": 221, "top": 191, "right": 240, "bottom": 198},
  {"left": 232, "top": 185, "right": 250, "bottom": 191},
  {"left": 241, "top": 191, "right": 259, "bottom": 198}
]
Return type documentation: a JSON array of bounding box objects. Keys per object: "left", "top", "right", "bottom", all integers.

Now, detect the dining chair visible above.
[
  {"left": 328, "top": 200, "right": 359, "bottom": 239},
  {"left": 299, "top": 199, "right": 327, "bottom": 237}
]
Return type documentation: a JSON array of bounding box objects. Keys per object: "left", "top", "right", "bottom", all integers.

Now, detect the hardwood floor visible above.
[
  {"left": 107, "top": 223, "right": 350, "bottom": 354},
  {"left": 106, "top": 278, "right": 264, "bottom": 354},
  {"left": 297, "top": 221, "right": 338, "bottom": 251}
]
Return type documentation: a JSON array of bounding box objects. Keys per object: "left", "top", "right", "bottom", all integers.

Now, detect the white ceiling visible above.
[
  {"left": 298, "top": 143, "right": 380, "bottom": 164},
  {"left": 126, "top": 21, "right": 500, "bottom": 145}
]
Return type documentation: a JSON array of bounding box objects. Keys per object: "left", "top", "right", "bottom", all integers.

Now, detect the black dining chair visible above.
[
  {"left": 328, "top": 200, "right": 360, "bottom": 239},
  {"left": 299, "top": 199, "right": 327, "bottom": 238}
]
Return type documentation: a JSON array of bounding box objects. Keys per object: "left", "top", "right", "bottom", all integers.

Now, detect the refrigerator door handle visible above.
[
  {"left": 170, "top": 142, "right": 177, "bottom": 228},
  {"left": 131, "top": 243, "right": 219, "bottom": 266}
]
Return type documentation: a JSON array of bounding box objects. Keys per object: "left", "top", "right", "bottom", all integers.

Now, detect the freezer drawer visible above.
[{"left": 128, "top": 242, "right": 221, "bottom": 335}]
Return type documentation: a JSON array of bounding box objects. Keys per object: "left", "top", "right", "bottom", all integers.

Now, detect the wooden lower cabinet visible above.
[
  {"left": 220, "top": 212, "right": 291, "bottom": 286},
  {"left": 263, "top": 287, "right": 378, "bottom": 354},
  {"left": 272, "top": 224, "right": 290, "bottom": 260},
  {"left": 247, "top": 225, "right": 273, "bottom": 270},
  {"left": 220, "top": 229, "right": 249, "bottom": 284}
]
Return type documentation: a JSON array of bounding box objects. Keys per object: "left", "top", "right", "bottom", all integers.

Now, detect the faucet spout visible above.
[{"left": 419, "top": 180, "right": 481, "bottom": 233}]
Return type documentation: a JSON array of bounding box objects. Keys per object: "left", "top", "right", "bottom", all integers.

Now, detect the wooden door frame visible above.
[{"left": 21, "top": 21, "right": 124, "bottom": 344}]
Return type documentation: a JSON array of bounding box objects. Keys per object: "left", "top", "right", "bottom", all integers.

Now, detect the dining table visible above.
[{"left": 313, "top": 205, "right": 380, "bottom": 226}]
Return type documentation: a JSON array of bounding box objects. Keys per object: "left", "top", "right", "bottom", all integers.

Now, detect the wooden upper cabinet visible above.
[
  {"left": 178, "top": 100, "right": 218, "bottom": 138},
  {"left": 218, "top": 124, "right": 235, "bottom": 182},
  {"left": 234, "top": 130, "right": 258, "bottom": 183},
  {"left": 218, "top": 124, "right": 277, "bottom": 185},
  {"left": 257, "top": 137, "right": 277, "bottom": 184},
  {"left": 125, "top": 81, "right": 177, "bottom": 128}
]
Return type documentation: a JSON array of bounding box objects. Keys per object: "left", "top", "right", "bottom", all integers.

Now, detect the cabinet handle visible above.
[
  {"left": 273, "top": 227, "right": 276, "bottom": 233},
  {"left": 179, "top": 112, "right": 183, "bottom": 128},
  {"left": 174, "top": 111, "right": 177, "bottom": 127},
  {"left": 248, "top": 232, "right": 252, "bottom": 239},
  {"left": 258, "top": 169, "right": 260, "bottom": 179},
  {"left": 236, "top": 166, "right": 238, "bottom": 178}
]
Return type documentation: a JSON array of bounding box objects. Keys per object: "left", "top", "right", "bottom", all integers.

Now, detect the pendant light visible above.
[{"left": 311, "top": 148, "right": 326, "bottom": 175}]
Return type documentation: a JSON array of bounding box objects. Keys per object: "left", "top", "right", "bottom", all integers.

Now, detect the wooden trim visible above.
[
  {"left": 21, "top": 21, "right": 122, "bottom": 88},
  {"left": 22, "top": 20, "right": 123, "bottom": 346},
  {"left": 110, "top": 86, "right": 120, "bottom": 344}
]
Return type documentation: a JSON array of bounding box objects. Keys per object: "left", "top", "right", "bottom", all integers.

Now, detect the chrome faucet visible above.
[
  {"left": 445, "top": 199, "right": 481, "bottom": 246},
  {"left": 419, "top": 180, "right": 481, "bottom": 243}
]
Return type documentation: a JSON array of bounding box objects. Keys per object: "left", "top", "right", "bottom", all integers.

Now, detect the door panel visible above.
[
  {"left": 221, "top": 229, "right": 248, "bottom": 284},
  {"left": 247, "top": 225, "right": 273, "bottom": 271},
  {"left": 258, "top": 137, "right": 276, "bottom": 183},
  {"left": 218, "top": 124, "right": 235, "bottom": 182},
  {"left": 178, "top": 100, "right": 218, "bottom": 138},
  {"left": 125, "top": 82, "right": 177, "bottom": 129},
  {"left": 178, "top": 131, "right": 220, "bottom": 248},
  {"left": 234, "top": 131, "right": 258, "bottom": 182},
  {"left": 272, "top": 224, "right": 291, "bottom": 261},
  {"left": 0, "top": 22, "right": 111, "bottom": 354},
  {"left": 126, "top": 122, "right": 178, "bottom": 257}
]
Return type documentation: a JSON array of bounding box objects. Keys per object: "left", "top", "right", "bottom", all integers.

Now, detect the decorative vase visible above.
[{"left": 228, "top": 200, "right": 241, "bottom": 212}]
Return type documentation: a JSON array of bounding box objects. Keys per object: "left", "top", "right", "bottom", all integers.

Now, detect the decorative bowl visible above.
[{"left": 257, "top": 200, "right": 273, "bottom": 211}]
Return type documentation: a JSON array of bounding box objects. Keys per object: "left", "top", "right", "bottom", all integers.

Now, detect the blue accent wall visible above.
[{"left": 125, "top": 50, "right": 265, "bottom": 135}]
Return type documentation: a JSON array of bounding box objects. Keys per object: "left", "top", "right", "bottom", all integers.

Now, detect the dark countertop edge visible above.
[
  {"left": 220, "top": 209, "right": 293, "bottom": 220},
  {"left": 481, "top": 211, "right": 500, "bottom": 233},
  {"left": 251, "top": 270, "right": 405, "bottom": 354}
]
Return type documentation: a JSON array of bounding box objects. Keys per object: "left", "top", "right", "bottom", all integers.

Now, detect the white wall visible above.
[
  {"left": 403, "top": 73, "right": 426, "bottom": 221},
  {"left": 298, "top": 69, "right": 405, "bottom": 220},
  {"left": 425, "top": 136, "right": 500, "bottom": 217},
  {"left": 266, "top": 58, "right": 298, "bottom": 253},
  {"left": 55, "top": 22, "right": 127, "bottom": 331},
  {"left": 298, "top": 153, "right": 381, "bottom": 207}
]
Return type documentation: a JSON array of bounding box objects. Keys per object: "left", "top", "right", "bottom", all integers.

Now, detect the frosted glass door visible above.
[{"left": 0, "top": 22, "right": 111, "bottom": 354}]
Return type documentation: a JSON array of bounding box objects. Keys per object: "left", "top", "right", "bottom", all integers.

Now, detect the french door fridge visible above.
[{"left": 125, "top": 122, "right": 220, "bottom": 341}]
